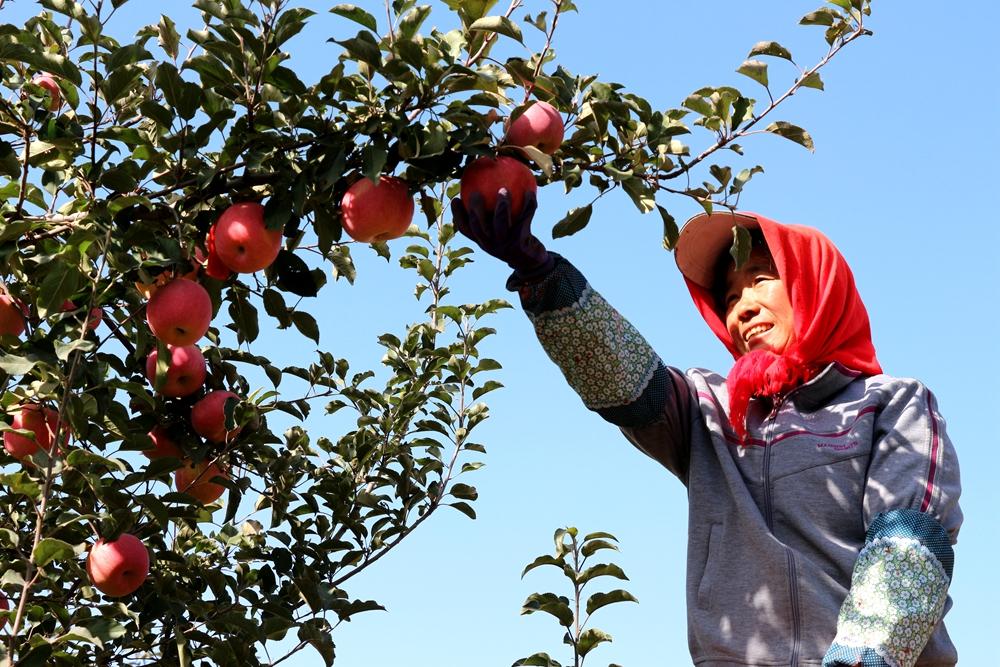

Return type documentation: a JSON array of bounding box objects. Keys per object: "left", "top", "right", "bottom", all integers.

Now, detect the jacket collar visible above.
[{"left": 789, "top": 362, "right": 866, "bottom": 412}]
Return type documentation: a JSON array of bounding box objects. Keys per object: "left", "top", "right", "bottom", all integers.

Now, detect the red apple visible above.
[
  {"left": 60, "top": 300, "right": 102, "bottom": 331},
  {"left": 505, "top": 101, "right": 564, "bottom": 154},
  {"left": 145, "top": 344, "right": 206, "bottom": 397},
  {"left": 143, "top": 425, "right": 182, "bottom": 459},
  {"left": 212, "top": 202, "right": 282, "bottom": 273},
  {"left": 175, "top": 460, "right": 229, "bottom": 504},
  {"left": 191, "top": 390, "right": 242, "bottom": 442},
  {"left": 31, "top": 74, "right": 61, "bottom": 111},
  {"left": 340, "top": 176, "right": 415, "bottom": 243},
  {"left": 0, "top": 590, "right": 9, "bottom": 630},
  {"left": 3, "top": 403, "right": 69, "bottom": 460},
  {"left": 0, "top": 295, "right": 27, "bottom": 337},
  {"left": 146, "top": 278, "right": 212, "bottom": 346},
  {"left": 460, "top": 156, "right": 537, "bottom": 219},
  {"left": 203, "top": 226, "right": 234, "bottom": 280},
  {"left": 86, "top": 534, "right": 149, "bottom": 597}
]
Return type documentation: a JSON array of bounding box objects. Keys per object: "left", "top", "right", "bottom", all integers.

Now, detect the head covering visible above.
[{"left": 675, "top": 211, "right": 883, "bottom": 441}]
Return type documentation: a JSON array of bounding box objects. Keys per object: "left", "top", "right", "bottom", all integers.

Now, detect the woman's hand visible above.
[{"left": 451, "top": 188, "right": 554, "bottom": 279}]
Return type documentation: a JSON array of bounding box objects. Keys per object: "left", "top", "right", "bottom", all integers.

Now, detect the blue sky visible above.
[{"left": 5, "top": 1, "right": 998, "bottom": 664}]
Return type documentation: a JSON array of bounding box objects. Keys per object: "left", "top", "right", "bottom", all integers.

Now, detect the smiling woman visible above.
[{"left": 452, "top": 197, "right": 964, "bottom": 666}]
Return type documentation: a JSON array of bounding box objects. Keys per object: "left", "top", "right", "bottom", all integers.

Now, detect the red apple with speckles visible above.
[
  {"left": 143, "top": 426, "right": 183, "bottom": 459},
  {"left": 175, "top": 460, "right": 229, "bottom": 504},
  {"left": 3, "top": 404, "right": 69, "bottom": 460},
  {"left": 191, "top": 390, "right": 243, "bottom": 442},
  {"left": 212, "top": 202, "right": 282, "bottom": 273},
  {"left": 460, "top": 156, "right": 537, "bottom": 218},
  {"left": 145, "top": 345, "right": 206, "bottom": 397},
  {"left": 0, "top": 295, "right": 27, "bottom": 337},
  {"left": 340, "top": 176, "right": 415, "bottom": 243},
  {"left": 31, "top": 74, "right": 61, "bottom": 111},
  {"left": 146, "top": 278, "right": 212, "bottom": 346},
  {"left": 86, "top": 534, "right": 149, "bottom": 597},
  {"left": 505, "top": 101, "right": 564, "bottom": 154}
]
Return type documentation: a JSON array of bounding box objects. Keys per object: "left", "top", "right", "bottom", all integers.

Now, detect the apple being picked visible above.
[
  {"left": 146, "top": 278, "right": 212, "bottom": 346},
  {"left": 143, "top": 426, "right": 182, "bottom": 459},
  {"left": 3, "top": 403, "right": 70, "bottom": 460},
  {"left": 212, "top": 202, "right": 282, "bottom": 273},
  {"left": 145, "top": 345, "right": 206, "bottom": 397},
  {"left": 0, "top": 294, "right": 27, "bottom": 337},
  {"left": 86, "top": 534, "right": 150, "bottom": 597},
  {"left": 460, "top": 156, "right": 537, "bottom": 218},
  {"left": 340, "top": 176, "right": 415, "bottom": 243},
  {"left": 175, "top": 460, "right": 229, "bottom": 504},
  {"left": 31, "top": 73, "right": 61, "bottom": 111},
  {"left": 191, "top": 390, "right": 243, "bottom": 442},
  {"left": 505, "top": 101, "right": 564, "bottom": 154}
]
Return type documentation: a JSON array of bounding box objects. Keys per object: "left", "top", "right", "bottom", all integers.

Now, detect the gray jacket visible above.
[{"left": 511, "top": 256, "right": 962, "bottom": 666}]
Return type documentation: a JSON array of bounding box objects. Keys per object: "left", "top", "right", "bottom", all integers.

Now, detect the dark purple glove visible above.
[{"left": 451, "top": 188, "right": 554, "bottom": 279}]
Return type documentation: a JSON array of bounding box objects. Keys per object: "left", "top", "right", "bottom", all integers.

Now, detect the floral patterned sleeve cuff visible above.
[
  {"left": 822, "top": 509, "right": 954, "bottom": 667},
  {"left": 506, "top": 254, "right": 669, "bottom": 428}
]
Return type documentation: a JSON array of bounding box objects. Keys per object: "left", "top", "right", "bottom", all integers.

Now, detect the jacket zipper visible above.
[{"left": 761, "top": 396, "right": 801, "bottom": 667}]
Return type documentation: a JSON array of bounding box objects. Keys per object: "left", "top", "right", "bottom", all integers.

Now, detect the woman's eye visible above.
[{"left": 753, "top": 275, "right": 772, "bottom": 285}]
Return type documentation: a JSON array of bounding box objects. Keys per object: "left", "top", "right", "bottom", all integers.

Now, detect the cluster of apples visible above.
[{"left": 459, "top": 100, "right": 564, "bottom": 218}]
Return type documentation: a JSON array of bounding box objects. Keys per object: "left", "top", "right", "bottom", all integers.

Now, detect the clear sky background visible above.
[{"left": 5, "top": 1, "right": 998, "bottom": 665}]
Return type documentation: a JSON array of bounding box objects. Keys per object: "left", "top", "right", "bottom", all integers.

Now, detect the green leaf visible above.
[
  {"left": 333, "top": 31, "right": 382, "bottom": 67},
  {"left": 291, "top": 311, "right": 320, "bottom": 344},
  {"left": 580, "top": 539, "right": 618, "bottom": 557},
  {"left": 577, "top": 628, "right": 613, "bottom": 657},
  {"left": 765, "top": 121, "right": 815, "bottom": 151},
  {"left": 521, "top": 554, "right": 565, "bottom": 578},
  {"left": 468, "top": 16, "right": 523, "bottom": 43},
  {"left": 38, "top": 261, "right": 83, "bottom": 317},
  {"left": 520, "top": 592, "right": 574, "bottom": 627},
  {"left": 800, "top": 7, "right": 840, "bottom": 25},
  {"left": 59, "top": 617, "right": 127, "bottom": 649},
  {"left": 448, "top": 501, "right": 476, "bottom": 519},
  {"left": 33, "top": 538, "right": 76, "bottom": 567},
  {"left": 472, "top": 380, "right": 503, "bottom": 400},
  {"left": 798, "top": 71, "right": 824, "bottom": 90},
  {"left": 730, "top": 166, "right": 764, "bottom": 195},
  {"left": 54, "top": 338, "right": 95, "bottom": 361},
  {"left": 747, "top": 40, "right": 793, "bottom": 61},
  {"left": 658, "top": 206, "right": 679, "bottom": 250},
  {"left": 330, "top": 4, "right": 378, "bottom": 31},
  {"left": 576, "top": 563, "right": 628, "bottom": 586},
  {"left": 0, "top": 352, "right": 42, "bottom": 375},
  {"left": 158, "top": 15, "right": 180, "bottom": 59},
  {"left": 584, "top": 589, "right": 638, "bottom": 615},
  {"left": 736, "top": 59, "right": 769, "bottom": 87},
  {"left": 730, "top": 224, "right": 753, "bottom": 269},
  {"left": 682, "top": 94, "right": 713, "bottom": 117},
  {"left": 551, "top": 204, "right": 592, "bottom": 239},
  {"left": 512, "top": 653, "right": 563, "bottom": 667}
]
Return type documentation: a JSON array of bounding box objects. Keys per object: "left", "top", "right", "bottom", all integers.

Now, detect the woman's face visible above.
[{"left": 722, "top": 246, "right": 795, "bottom": 356}]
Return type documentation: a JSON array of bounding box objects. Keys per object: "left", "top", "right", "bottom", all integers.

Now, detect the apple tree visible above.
[{"left": 0, "top": 0, "right": 872, "bottom": 664}]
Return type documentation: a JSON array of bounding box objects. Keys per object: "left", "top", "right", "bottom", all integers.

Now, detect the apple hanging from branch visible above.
[
  {"left": 3, "top": 403, "right": 70, "bottom": 461},
  {"left": 145, "top": 345, "right": 207, "bottom": 398},
  {"left": 340, "top": 175, "right": 415, "bottom": 243},
  {"left": 212, "top": 202, "right": 283, "bottom": 273},
  {"left": 86, "top": 534, "right": 150, "bottom": 597},
  {"left": 505, "top": 101, "right": 565, "bottom": 154},
  {"left": 146, "top": 278, "right": 213, "bottom": 346}
]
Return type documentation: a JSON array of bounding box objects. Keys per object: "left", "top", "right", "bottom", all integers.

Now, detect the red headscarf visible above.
[{"left": 683, "top": 212, "right": 882, "bottom": 441}]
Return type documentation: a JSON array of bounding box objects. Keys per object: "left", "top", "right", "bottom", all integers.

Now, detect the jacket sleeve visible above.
[
  {"left": 823, "top": 381, "right": 962, "bottom": 667},
  {"left": 507, "top": 254, "right": 693, "bottom": 481}
]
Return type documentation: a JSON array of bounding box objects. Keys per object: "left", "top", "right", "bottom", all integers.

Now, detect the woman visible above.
[{"left": 452, "top": 190, "right": 962, "bottom": 667}]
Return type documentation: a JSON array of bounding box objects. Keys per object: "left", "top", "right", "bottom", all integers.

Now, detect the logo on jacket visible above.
[{"left": 815, "top": 438, "right": 860, "bottom": 452}]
